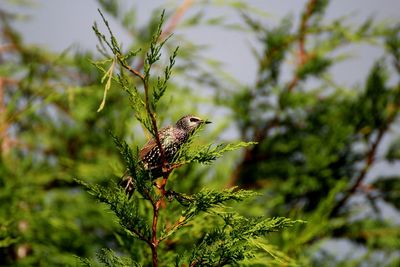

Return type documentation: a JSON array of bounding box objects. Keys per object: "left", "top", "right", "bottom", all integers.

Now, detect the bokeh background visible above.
[{"left": 1, "top": 0, "right": 400, "bottom": 266}]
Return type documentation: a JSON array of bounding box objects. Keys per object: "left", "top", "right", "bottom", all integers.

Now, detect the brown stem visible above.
[
  {"left": 119, "top": 50, "right": 170, "bottom": 267},
  {"left": 287, "top": 75, "right": 300, "bottom": 92},
  {"left": 299, "top": 0, "right": 317, "bottom": 62},
  {"left": 118, "top": 53, "right": 168, "bottom": 177},
  {"left": 0, "top": 77, "right": 19, "bottom": 156},
  {"left": 287, "top": 0, "right": 317, "bottom": 92},
  {"left": 142, "top": 76, "right": 166, "bottom": 267},
  {"left": 227, "top": 0, "right": 318, "bottom": 187},
  {"left": 119, "top": 58, "right": 145, "bottom": 82},
  {"left": 151, "top": 199, "right": 161, "bottom": 267},
  {"left": 330, "top": 124, "right": 388, "bottom": 216},
  {"left": 160, "top": 0, "right": 193, "bottom": 40},
  {"left": 226, "top": 117, "right": 280, "bottom": 188},
  {"left": 0, "top": 44, "right": 16, "bottom": 53},
  {"left": 117, "top": 3, "right": 194, "bottom": 262},
  {"left": 144, "top": 187, "right": 155, "bottom": 204},
  {"left": 189, "top": 259, "right": 199, "bottom": 267},
  {"left": 330, "top": 91, "right": 400, "bottom": 216},
  {"left": 135, "top": 0, "right": 192, "bottom": 72},
  {"left": 0, "top": 77, "right": 6, "bottom": 156},
  {"left": 160, "top": 215, "right": 187, "bottom": 242},
  {"left": 130, "top": 227, "right": 151, "bottom": 245}
]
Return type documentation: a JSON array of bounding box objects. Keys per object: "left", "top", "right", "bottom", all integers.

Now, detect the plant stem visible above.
[
  {"left": 120, "top": 51, "right": 171, "bottom": 267},
  {"left": 151, "top": 200, "right": 161, "bottom": 267},
  {"left": 151, "top": 244, "right": 158, "bottom": 267},
  {"left": 287, "top": 0, "right": 317, "bottom": 92}
]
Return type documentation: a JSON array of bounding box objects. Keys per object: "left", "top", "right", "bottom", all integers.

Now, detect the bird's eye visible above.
[{"left": 190, "top": 117, "right": 200, "bottom": 122}]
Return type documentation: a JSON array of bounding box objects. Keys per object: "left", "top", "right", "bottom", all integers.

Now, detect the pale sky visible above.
[{"left": 5, "top": 0, "right": 400, "bottom": 86}]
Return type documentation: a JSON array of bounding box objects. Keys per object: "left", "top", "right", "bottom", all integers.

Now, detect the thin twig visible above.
[
  {"left": 160, "top": 0, "right": 193, "bottom": 40},
  {"left": 227, "top": 0, "right": 317, "bottom": 187},
  {"left": 117, "top": 56, "right": 145, "bottom": 82},
  {"left": 159, "top": 215, "right": 187, "bottom": 242},
  {"left": 118, "top": 43, "right": 165, "bottom": 266},
  {"left": 130, "top": 227, "right": 152, "bottom": 246},
  {"left": 151, "top": 199, "right": 161, "bottom": 267},
  {"left": 226, "top": 117, "right": 280, "bottom": 188},
  {"left": 124, "top": 41, "right": 169, "bottom": 267},
  {"left": 0, "top": 44, "right": 16, "bottom": 53},
  {"left": 113, "top": 3, "right": 193, "bottom": 264},
  {"left": 0, "top": 77, "right": 19, "bottom": 156},
  {"left": 144, "top": 187, "right": 155, "bottom": 204},
  {"left": 135, "top": 0, "right": 192, "bottom": 72},
  {"left": 330, "top": 131, "right": 384, "bottom": 216},
  {"left": 140, "top": 32, "right": 172, "bottom": 265},
  {"left": 330, "top": 89, "right": 400, "bottom": 216},
  {"left": 189, "top": 259, "right": 199, "bottom": 267},
  {"left": 287, "top": 0, "right": 317, "bottom": 92}
]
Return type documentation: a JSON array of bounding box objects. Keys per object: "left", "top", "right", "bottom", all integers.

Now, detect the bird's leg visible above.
[
  {"left": 120, "top": 174, "right": 135, "bottom": 199},
  {"left": 153, "top": 179, "right": 162, "bottom": 189},
  {"left": 124, "top": 176, "right": 133, "bottom": 191}
]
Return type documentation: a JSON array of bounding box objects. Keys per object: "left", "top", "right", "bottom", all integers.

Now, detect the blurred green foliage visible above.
[{"left": 0, "top": 0, "right": 399, "bottom": 266}]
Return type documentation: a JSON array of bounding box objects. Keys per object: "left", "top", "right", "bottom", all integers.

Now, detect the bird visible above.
[
  {"left": 122, "top": 115, "right": 211, "bottom": 196},
  {"left": 140, "top": 114, "right": 211, "bottom": 176}
]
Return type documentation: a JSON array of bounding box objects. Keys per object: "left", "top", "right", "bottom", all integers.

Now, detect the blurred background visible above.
[{"left": 1, "top": 0, "right": 400, "bottom": 266}]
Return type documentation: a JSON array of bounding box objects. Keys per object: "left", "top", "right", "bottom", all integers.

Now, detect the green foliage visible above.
[
  {"left": 80, "top": 248, "right": 141, "bottom": 267},
  {"left": 372, "top": 177, "right": 400, "bottom": 209},
  {"left": 177, "top": 187, "right": 258, "bottom": 217},
  {"left": 186, "top": 215, "right": 298, "bottom": 266},
  {"left": 77, "top": 179, "right": 152, "bottom": 242},
  {"left": 211, "top": 0, "right": 400, "bottom": 265},
  {"left": 0, "top": 220, "right": 18, "bottom": 248},
  {"left": 180, "top": 141, "right": 257, "bottom": 165},
  {"left": 2, "top": 0, "right": 400, "bottom": 266},
  {"left": 386, "top": 138, "right": 400, "bottom": 162},
  {"left": 97, "top": 248, "right": 140, "bottom": 267},
  {"left": 160, "top": 187, "right": 258, "bottom": 241},
  {"left": 153, "top": 46, "right": 179, "bottom": 106},
  {"left": 296, "top": 55, "right": 332, "bottom": 80},
  {"left": 0, "top": 3, "right": 128, "bottom": 265},
  {"left": 73, "top": 9, "right": 297, "bottom": 267}
]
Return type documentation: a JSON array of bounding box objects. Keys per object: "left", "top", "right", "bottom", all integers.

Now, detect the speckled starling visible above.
[
  {"left": 121, "top": 115, "right": 210, "bottom": 196},
  {"left": 140, "top": 114, "right": 211, "bottom": 177}
]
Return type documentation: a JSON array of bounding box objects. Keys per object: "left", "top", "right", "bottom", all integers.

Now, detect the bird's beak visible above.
[{"left": 204, "top": 120, "right": 212, "bottom": 124}]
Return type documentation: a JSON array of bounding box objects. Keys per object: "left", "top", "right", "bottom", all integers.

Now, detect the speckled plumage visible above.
[{"left": 139, "top": 115, "right": 210, "bottom": 176}]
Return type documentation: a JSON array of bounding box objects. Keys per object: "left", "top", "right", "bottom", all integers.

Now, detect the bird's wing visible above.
[
  {"left": 139, "top": 127, "right": 170, "bottom": 160},
  {"left": 139, "top": 138, "right": 157, "bottom": 160}
]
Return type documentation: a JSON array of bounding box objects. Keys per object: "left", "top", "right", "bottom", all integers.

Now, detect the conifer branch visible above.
[
  {"left": 75, "top": 179, "right": 152, "bottom": 244},
  {"left": 228, "top": 0, "right": 331, "bottom": 189},
  {"left": 92, "top": 10, "right": 180, "bottom": 266},
  {"left": 87, "top": 7, "right": 298, "bottom": 266},
  {"left": 188, "top": 214, "right": 300, "bottom": 266},
  {"left": 160, "top": 187, "right": 258, "bottom": 241},
  {"left": 96, "top": 248, "right": 141, "bottom": 267},
  {"left": 138, "top": 12, "right": 173, "bottom": 266},
  {"left": 117, "top": 58, "right": 145, "bottom": 82},
  {"left": 330, "top": 84, "right": 400, "bottom": 217}
]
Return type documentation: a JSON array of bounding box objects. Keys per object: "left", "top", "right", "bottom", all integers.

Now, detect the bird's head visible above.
[{"left": 175, "top": 115, "right": 211, "bottom": 133}]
